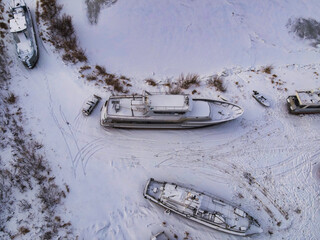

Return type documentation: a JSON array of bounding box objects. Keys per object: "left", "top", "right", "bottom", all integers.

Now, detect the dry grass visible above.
[
  {"left": 168, "top": 84, "right": 182, "bottom": 94},
  {"left": 95, "top": 65, "right": 107, "bottom": 76},
  {"left": 104, "top": 76, "right": 127, "bottom": 93},
  {"left": 50, "top": 14, "right": 74, "bottom": 39},
  {"left": 177, "top": 73, "right": 200, "bottom": 89},
  {"left": 5, "top": 93, "right": 17, "bottom": 104},
  {"left": 37, "top": 0, "right": 133, "bottom": 93},
  {"left": 145, "top": 78, "right": 157, "bottom": 86},
  {"left": 19, "top": 227, "right": 30, "bottom": 235},
  {"left": 0, "top": 22, "right": 7, "bottom": 29},
  {"left": 207, "top": 75, "right": 226, "bottom": 92},
  {"left": 80, "top": 64, "right": 130, "bottom": 93},
  {"left": 38, "top": 0, "right": 87, "bottom": 64},
  {"left": 86, "top": 74, "right": 97, "bottom": 81},
  {"left": 80, "top": 65, "right": 91, "bottom": 71},
  {"left": 261, "top": 65, "right": 273, "bottom": 74}
]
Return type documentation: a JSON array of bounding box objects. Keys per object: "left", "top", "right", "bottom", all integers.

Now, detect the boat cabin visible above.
[
  {"left": 296, "top": 90, "right": 320, "bottom": 107},
  {"left": 107, "top": 91, "right": 192, "bottom": 117},
  {"left": 147, "top": 94, "right": 190, "bottom": 113},
  {"left": 10, "top": 6, "right": 27, "bottom": 33}
]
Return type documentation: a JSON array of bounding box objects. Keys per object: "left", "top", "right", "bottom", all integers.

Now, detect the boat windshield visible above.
[{"left": 13, "top": 31, "right": 28, "bottom": 43}]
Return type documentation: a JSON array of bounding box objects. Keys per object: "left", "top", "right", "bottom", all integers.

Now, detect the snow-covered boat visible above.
[
  {"left": 252, "top": 90, "right": 270, "bottom": 107},
  {"left": 9, "top": 0, "right": 39, "bottom": 68},
  {"left": 100, "top": 91, "right": 243, "bottom": 129},
  {"left": 82, "top": 94, "right": 101, "bottom": 116},
  {"left": 144, "top": 178, "right": 262, "bottom": 236},
  {"left": 151, "top": 231, "right": 169, "bottom": 240},
  {"left": 287, "top": 90, "right": 320, "bottom": 114}
]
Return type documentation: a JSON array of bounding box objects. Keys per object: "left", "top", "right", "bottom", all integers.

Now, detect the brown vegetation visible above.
[
  {"left": 177, "top": 73, "right": 200, "bottom": 89},
  {"left": 5, "top": 92, "right": 17, "bottom": 104},
  {"left": 37, "top": 1, "right": 131, "bottom": 92},
  {"left": 95, "top": 65, "right": 107, "bottom": 76},
  {"left": 37, "top": 0, "right": 87, "bottom": 64},
  {"left": 207, "top": 75, "right": 226, "bottom": 92},
  {"left": 0, "top": 22, "right": 7, "bottom": 29},
  {"left": 261, "top": 65, "right": 273, "bottom": 74},
  {"left": 19, "top": 227, "right": 30, "bottom": 235},
  {"left": 145, "top": 78, "right": 157, "bottom": 86}
]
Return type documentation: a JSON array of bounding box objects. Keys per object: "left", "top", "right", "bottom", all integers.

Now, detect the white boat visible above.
[
  {"left": 9, "top": 0, "right": 39, "bottom": 68},
  {"left": 144, "top": 178, "right": 263, "bottom": 236},
  {"left": 151, "top": 231, "right": 169, "bottom": 240},
  {"left": 287, "top": 89, "right": 320, "bottom": 114},
  {"left": 82, "top": 94, "right": 101, "bottom": 116},
  {"left": 252, "top": 90, "right": 270, "bottom": 107},
  {"left": 100, "top": 91, "right": 243, "bottom": 129}
]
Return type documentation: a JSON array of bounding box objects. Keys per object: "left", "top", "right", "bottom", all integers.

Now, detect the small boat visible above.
[
  {"left": 100, "top": 91, "right": 243, "bottom": 129},
  {"left": 151, "top": 231, "right": 169, "bottom": 240},
  {"left": 82, "top": 94, "right": 101, "bottom": 116},
  {"left": 287, "top": 89, "right": 320, "bottom": 114},
  {"left": 252, "top": 91, "right": 270, "bottom": 107},
  {"left": 9, "top": 0, "right": 39, "bottom": 68},
  {"left": 144, "top": 178, "right": 262, "bottom": 236}
]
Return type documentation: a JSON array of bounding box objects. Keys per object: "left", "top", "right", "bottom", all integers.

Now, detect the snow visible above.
[
  {"left": 3, "top": 0, "right": 320, "bottom": 239},
  {"left": 297, "top": 90, "right": 320, "bottom": 105},
  {"left": 9, "top": 14, "right": 27, "bottom": 33}
]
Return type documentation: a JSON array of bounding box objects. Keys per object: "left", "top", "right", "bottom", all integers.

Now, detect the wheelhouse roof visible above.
[
  {"left": 10, "top": 11, "right": 27, "bottom": 33},
  {"left": 147, "top": 94, "right": 190, "bottom": 112},
  {"left": 296, "top": 90, "right": 320, "bottom": 106}
]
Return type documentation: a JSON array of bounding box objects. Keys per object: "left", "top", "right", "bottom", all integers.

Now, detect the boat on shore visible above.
[
  {"left": 287, "top": 89, "right": 320, "bottom": 114},
  {"left": 9, "top": 0, "right": 39, "bottom": 68},
  {"left": 252, "top": 90, "right": 270, "bottom": 107},
  {"left": 100, "top": 91, "right": 243, "bottom": 129},
  {"left": 151, "top": 231, "right": 169, "bottom": 240},
  {"left": 143, "top": 178, "right": 262, "bottom": 236}
]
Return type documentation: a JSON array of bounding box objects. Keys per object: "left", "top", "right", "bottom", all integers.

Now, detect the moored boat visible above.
[
  {"left": 287, "top": 89, "right": 320, "bottom": 114},
  {"left": 143, "top": 178, "right": 262, "bottom": 236},
  {"left": 252, "top": 90, "right": 270, "bottom": 107},
  {"left": 9, "top": 0, "right": 39, "bottom": 68},
  {"left": 100, "top": 91, "right": 243, "bottom": 129},
  {"left": 151, "top": 231, "right": 169, "bottom": 240}
]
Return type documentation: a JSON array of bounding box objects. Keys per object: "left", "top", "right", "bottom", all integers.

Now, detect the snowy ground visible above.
[{"left": 3, "top": 0, "right": 320, "bottom": 239}]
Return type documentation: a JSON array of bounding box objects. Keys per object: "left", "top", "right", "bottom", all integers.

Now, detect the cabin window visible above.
[
  {"left": 153, "top": 111, "right": 184, "bottom": 115},
  {"left": 13, "top": 33, "right": 20, "bottom": 43}
]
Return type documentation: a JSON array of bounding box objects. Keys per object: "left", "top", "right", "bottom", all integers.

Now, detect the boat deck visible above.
[
  {"left": 144, "top": 179, "right": 262, "bottom": 236},
  {"left": 296, "top": 90, "right": 320, "bottom": 106},
  {"left": 162, "top": 184, "right": 250, "bottom": 230}
]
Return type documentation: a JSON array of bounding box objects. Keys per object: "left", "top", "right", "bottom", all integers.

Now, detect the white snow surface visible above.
[{"left": 5, "top": 0, "right": 320, "bottom": 239}]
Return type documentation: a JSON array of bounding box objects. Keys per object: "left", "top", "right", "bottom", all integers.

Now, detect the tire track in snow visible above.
[
  {"left": 60, "top": 106, "right": 87, "bottom": 175},
  {"left": 45, "top": 76, "right": 76, "bottom": 177}
]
